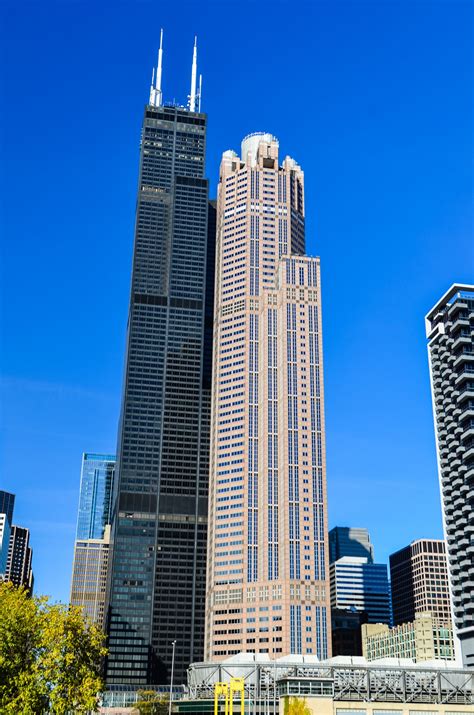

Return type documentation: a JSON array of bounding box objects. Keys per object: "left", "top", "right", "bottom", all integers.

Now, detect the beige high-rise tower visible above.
[{"left": 205, "top": 133, "right": 331, "bottom": 660}]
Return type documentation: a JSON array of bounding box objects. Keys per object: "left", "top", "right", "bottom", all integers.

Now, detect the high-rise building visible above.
[
  {"left": 5, "top": 525, "right": 33, "bottom": 592},
  {"left": 329, "top": 527, "right": 391, "bottom": 626},
  {"left": 362, "top": 612, "right": 455, "bottom": 662},
  {"left": 329, "top": 527, "right": 374, "bottom": 563},
  {"left": 0, "top": 490, "right": 15, "bottom": 575},
  {"left": 105, "top": 35, "right": 215, "bottom": 687},
  {"left": 0, "top": 514, "right": 11, "bottom": 575},
  {"left": 331, "top": 607, "right": 368, "bottom": 656},
  {"left": 329, "top": 556, "right": 391, "bottom": 625},
  {"left": 389, "top": 539, "right": 451, "bottom": 626},
  {"left": 71, "top": 454, "right": 115, "bottom": 628},
  {"left": 426, "top": 284, "right": 474, "bottom": 667},
  {"left": 0, "top": 490, "right": 15, "bottom": 525},
  {"left": 76, "top": 453, "right": 116, "bottom": 540},
  {"left": 205, "top": 133, "right": 331, "bottom": 661},
  {"left": 71, "top": 525, "right": 111, "bottom": 626}
]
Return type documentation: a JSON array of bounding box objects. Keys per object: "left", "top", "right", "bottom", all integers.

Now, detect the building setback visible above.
[
  {"left": 105, "top": 38, "right": 215, "bottom": 686},
  {"left": 0, "top": 490, "right": 15, "bottom": 575},
  {"left": 426, "top": 284, "right": 474, "bottom": 668},
  {"left": 205, "top": 133, "right": 331, "bottom": 660},
  {"left": 389, "top": 538, "right": 451, "bottom": 626}
]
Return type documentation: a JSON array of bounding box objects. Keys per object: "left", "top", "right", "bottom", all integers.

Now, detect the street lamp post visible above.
[{"left": 169, "top": 640, "right": 177, "bottom": 715}]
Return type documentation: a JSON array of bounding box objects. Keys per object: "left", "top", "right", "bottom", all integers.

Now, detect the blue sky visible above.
[{"left": 1, "top": 0, "right": 472, "bottom": 603}]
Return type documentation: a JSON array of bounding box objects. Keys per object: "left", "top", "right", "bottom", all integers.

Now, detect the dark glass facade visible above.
[
  {"left": 0, "top": 491, "right": 15, "bottom": 525},
  {"left": 106, "top": 105, "right": 214, "bottom": 687}
]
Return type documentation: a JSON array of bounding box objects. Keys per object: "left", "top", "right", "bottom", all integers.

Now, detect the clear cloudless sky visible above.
[{"left": 0, "top": 0, "right": 472, "bottom": 603}]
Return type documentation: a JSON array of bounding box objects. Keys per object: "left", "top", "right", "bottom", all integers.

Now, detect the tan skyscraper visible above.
[
  {"left": 70, "top": 524, "right": 110, "bottom": 627},
  {"left": 205, "top": 133, "right": 331, "bottom": 660}
]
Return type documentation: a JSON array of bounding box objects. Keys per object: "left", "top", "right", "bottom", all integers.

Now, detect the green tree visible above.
[
  {"left": 0, "top": 581, "right": 107, "bottom": 714},
  {"left": 133, "top": 690, "right": 169, "bottom": 715}
]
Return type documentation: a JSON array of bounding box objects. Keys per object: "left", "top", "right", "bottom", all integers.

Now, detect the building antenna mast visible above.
[
  {"left": 155, "top": 28, "right": 164, "bottom": 107},
  {"left": 189, "top": 35, "right": 197, "bottom": 111},
  {"left": 198, "top": 74, "right": 202, "bottom": 112},
  {"left": 149, "top": 67, "right": 156, "bottom": 105}
]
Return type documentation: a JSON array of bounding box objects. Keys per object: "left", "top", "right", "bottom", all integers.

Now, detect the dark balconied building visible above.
[
  {"left": 6, "top": 525, "right": 33, "bottom": 592},
  {"left": 105, "top": 37, "right": 215, "bottom": 687},
  {"left": 426, "top": 284, "right": 474, "bottom": 667}
]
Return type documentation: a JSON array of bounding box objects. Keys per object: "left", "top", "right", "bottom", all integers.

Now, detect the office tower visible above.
[
  {"left": 426, "top": 284, "right": 474, "bottom": 667},
  {"left": 329, "top": 527, "right": 391, "bottom": 625},
  {"left": 389, "top": 539, "right": 451, "bottom": 626},
  {"left": 76, "top": 453, "right": 116, "bottom": 540},
  {"left": 330, "top": 557, "right": 391, "bottom": 625},
  {"left": 331, "top": 607, "right": 368, "bottom": 656},
  {"left": 71, "top": 525, "right": 111, "bottom": 626},
  {"left": 362, "top": 613, "right": 455, "bottom": 662},
  {"left": 5, "top": 525, "right": 33, "bottom": 592},
  {"left": 329, "top": 527, "right": 374, "bottom": 563},
  {"left": 0, "top": 515, "right": 10, "bottom": 575},
  {"left": 0, "top": 490, "right": 15, "bottom": 525},
  {"left": 330, "top": 558, "right": 391, "bottom": 625},
  {"left": 205, "top": 132, "right": 331, "bottom": 661},
  {"left": 106, "top": 35, "right": 214, "bottom": 687},
  {"left": 71, "top": 454, "right": 115, "bottom": 627}
]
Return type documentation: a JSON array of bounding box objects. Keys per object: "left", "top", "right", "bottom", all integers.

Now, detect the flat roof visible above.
[{"left": 425, "top": 283, "right": 474, "bottom": 323}]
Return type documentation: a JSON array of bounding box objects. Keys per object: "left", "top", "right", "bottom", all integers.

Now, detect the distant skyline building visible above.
[
  {"left": 71, "top": 453, "right": 115, "bottom": 627},
  {"left": 329, "top": 556, "right": 392, "bottom": 625},
  {"left": 5, "top": 525, "right": 33, "bottom": 592},
  {"left": 389, "top": 538, "right": 451, "bottom": 626},
  {"left": 205, "top": 132, "right": 331, "bottom": 660},
  {"left": 76, "top": 453, "right": 116, "bottom": 540},
  {"left": 331, "top": 607, "right": 368, "bottom": 656},
  {"left": 105, "top": 34, "right": 215, "bottom": 687},
  {"left": 362, "top": 612, "right": 455, "bottom": 662},
  {"left": 329, "top": 527, "right": 391, "bottom": 625},
  {"left": 426, "top": 284, "right": 474, "bottom": 668},
  {"left": 0, "top": 514, "right": 10, "bottom": 575},
  {"left": 329, "top": 527, "right": 374, "bottom": 564},
  {"left": 0, "top": 490, "right": 15, "bottom": 575},
  {"left": 0, "top": 490, "right": 15, "bottom": 525},
  {"left": 71, "top": 525, "right": 111, "bottom": 627}
]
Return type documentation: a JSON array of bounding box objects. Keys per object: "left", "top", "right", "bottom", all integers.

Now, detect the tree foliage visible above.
[
  {"left": 0, "top": 582, "right": 107, "bottom": 714},
  {"left": 283, "top": 696, "right": 312, "bottom": 715},
  {"left": 133, "top": 690, "right": 169, "bottom": 715}
]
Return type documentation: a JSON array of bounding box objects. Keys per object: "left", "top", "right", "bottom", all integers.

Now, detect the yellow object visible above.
[{"left": 214, "top": 678, "right": 245, "bottom": 715}]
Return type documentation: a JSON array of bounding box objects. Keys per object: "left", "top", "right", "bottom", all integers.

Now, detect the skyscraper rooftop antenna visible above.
[
  {"left": 155, "top": 28, "right": 164, "bottom": 107},
  {"left": 149, "top": 67, "right": 156, "bottom": 106},
  {"left": 198, "top": 74, "right": 202, "bottom": 112},
  {"left": 189, "top": 35, "right": 197, "bottom": 112}
]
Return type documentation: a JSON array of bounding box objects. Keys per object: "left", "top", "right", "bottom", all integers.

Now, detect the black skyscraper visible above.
[{"left": 106, "top": 41, "right": 214, "bottom": 687}]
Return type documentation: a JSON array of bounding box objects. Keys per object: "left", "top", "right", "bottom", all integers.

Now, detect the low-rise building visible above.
[{"left": 361, "top": 612, "right": 454, "bottom": 662}]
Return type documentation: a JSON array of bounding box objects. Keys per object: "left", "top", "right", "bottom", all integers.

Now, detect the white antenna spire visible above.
[
  {"left": 155, "top": 28, "right": 164, "bottom": 107},
  {"left": 198, "top": 73, "right": 202, "bottom": 112},
  {"left": 189, "top": 35, "right": 197, "bottom": 112},
  {"left": 149, "top": 67, "right": 156, "bottom": 105}
]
